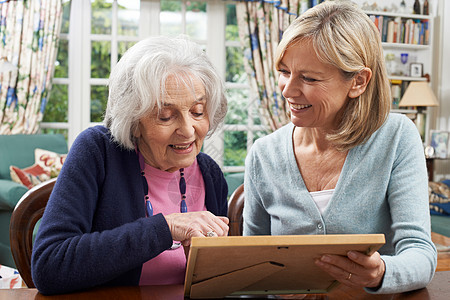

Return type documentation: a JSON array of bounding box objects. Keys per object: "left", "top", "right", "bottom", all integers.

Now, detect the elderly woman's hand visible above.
[
  {"left": 314, "top": 250, "right": 385, "bottom": 289},
  {"left": 164, "top": 211, "right": 229, "bottom": 246}
]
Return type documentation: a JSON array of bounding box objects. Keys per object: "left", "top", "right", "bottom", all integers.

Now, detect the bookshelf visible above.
[
  {"left": 366, "top": 11, "right": 430, "bottom": 46},
  {"left": 363, "top": 8, "right": 434, "bottom": 142}
]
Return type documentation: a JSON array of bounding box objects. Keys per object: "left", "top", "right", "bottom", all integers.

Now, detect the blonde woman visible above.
[{"left": 244, "top": 0, "right": 436, "bottom": 294}]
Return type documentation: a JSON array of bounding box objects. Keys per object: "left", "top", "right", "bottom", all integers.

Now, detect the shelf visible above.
[
  {"left": 364, "top": 10, "right": 430, "bottom": 20},
  {"left": 382, "top": 42, "right": 429, "bottom": 50},
  {"left": 389, "top": 76, "right": 427, "bottom": 81},
  {"left": 391, "top": 109, "right": 418, "bottom": 114}
]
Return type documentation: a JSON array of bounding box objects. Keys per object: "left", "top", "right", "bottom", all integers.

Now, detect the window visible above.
[{"left": 42, "top": 0, "right": 268, "bottom": 172}]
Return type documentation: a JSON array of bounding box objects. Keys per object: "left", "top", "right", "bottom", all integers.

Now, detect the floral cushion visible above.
[
  {"left": 429, "top": 181, "right": 450, "bottom": 216},
  {"left": 34, "top": 148, "right": 67, "bottom": 177},
  {"left": 9, "top": 164, "right": 50, "bottom": 189},
  {"left": 9, "top": 148, "right": 67, "bottom": 189}
]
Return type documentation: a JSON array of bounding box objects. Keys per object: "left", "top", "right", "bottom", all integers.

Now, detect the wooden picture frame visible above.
[
  {"left": 184, "top": 234, "right": 385, "bottom": 299},
  {"left": 410, "top": 62, "right": 423, "bottom": 77},
  {"left": 430, "top": 130, "right": 450, "bottom": 159}
]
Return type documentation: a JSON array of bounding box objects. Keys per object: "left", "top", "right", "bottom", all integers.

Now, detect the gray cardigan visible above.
[{"left": 243, "top": 113, "right": 437, "bottom": 294}]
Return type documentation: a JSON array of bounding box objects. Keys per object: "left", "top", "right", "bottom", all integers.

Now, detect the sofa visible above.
[
  {"left": 429, "top": 180, "right": 450, "bottom": 237},
  {"left": 0, "top": 133, "right": 67, "bottom": 268}
]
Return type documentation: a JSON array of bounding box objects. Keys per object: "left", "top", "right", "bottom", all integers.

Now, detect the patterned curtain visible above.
[
  {"left": 0, "top": 0, "right": 63, "bottom": 134},
  {"left": 236, "top": 0, "right": 302, "bottom": 132}
]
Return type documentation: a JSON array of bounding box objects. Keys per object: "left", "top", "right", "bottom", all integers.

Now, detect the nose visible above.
[
  {"left": 176, "top": 114, "right": 195, "bottom": 138},
  {"left": 279, "top": 74, "right": 301, "bottom": 100}
]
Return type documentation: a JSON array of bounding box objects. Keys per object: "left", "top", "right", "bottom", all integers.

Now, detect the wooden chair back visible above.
[
  {"left": 9, "top": 177, "right": 56, "bottom": 288},
  {"left": 228, "top": 183, "right": 244, "bottom": 236}
]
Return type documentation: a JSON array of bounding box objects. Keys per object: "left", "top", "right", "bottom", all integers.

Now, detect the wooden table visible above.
[{"left": 1, "top": 271, "right": 449, "bottom": 300}]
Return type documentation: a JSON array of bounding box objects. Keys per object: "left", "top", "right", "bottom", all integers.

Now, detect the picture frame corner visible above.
[{"left": 409, "top": 62, "right": 423, "bottom": 78}]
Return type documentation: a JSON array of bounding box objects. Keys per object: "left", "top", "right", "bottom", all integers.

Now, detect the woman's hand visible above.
[
  {"left": 164, "top": 211, "right": 229, "bottom": 246},
  {"left": 315, "top": 250, "right": 385, "bottom": 289}
]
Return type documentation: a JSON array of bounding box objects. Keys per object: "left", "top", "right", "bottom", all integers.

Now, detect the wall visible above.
[{"left": 433, "top": 0, "right": 450, "bottom": 180}]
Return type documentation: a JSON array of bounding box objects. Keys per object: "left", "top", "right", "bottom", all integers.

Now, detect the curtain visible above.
[
  {"left": 236, "top": 0, "right": 302, "bottom": 132},
  {"left": 0, "top": 0, "right": 63, "bottom": 134}
]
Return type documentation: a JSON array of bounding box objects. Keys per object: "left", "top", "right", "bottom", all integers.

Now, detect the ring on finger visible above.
[
  {"left": 346, "top": 272, "right": 352, "bottom": 280},
  {"left": 206, "top": 231, "right": 216, "bottom": 237}
]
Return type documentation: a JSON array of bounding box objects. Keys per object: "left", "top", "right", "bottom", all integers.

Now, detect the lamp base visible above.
[{"left": 415, "top": 111, "right": 426, "bottom": 141}]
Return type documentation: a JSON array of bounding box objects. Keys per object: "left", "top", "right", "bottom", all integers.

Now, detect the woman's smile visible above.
[
  {"left": 170, "top": 142, "right": 194, "bottom": 152},
  {"left": 289, "top": 102, "right": 312, "bottom": 112}
]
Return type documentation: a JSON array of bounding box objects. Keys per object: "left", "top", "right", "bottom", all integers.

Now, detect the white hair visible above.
[{"left": 104, "top": 35, "right": 227, "bottom": 149}]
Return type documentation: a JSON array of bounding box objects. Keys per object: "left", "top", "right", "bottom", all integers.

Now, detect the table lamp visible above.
[{"left": 398, "top": 81, "right": 439, "bottom": 139}]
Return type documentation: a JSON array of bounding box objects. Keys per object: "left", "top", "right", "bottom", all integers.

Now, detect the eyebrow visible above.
[
  {"left": 278, "top": 62, "right": 325, "bottom": 75},
  {"left": 162, "top": 97, "right": 206, "bottom": 107}
]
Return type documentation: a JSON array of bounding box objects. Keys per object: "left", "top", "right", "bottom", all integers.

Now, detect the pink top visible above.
[{"left": 139, "top": 159, "right": 206, "bottom": 285}]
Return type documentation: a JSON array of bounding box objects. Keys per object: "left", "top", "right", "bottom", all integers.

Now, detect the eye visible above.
[
  {"left": 191, "top": 103, "right": 205, "bottom": 118},
  {"left": 277, "top": 68, "right": 290, "bottom": 76},
  {"left": 157, "top": 110, "right": 172, "bottom": 122},
  {"left": 302, "top": 76, "right": 318, "bottom": 83}
]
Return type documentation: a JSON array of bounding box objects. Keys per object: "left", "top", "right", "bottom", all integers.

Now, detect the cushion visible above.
[
  {"left": 429, "top": 181, "right": 450, "bottom": 217},
  {"left": 34, "top": 148, "right": 67, "bottom": 177},
  {"left": 9, "top": 165, "right": 50, "bottom": 189},
  {"left": 0, "top": 179, "right": 28, "bottom": 210},
  {"left": 9, "top": 148, "right": 67, "bottom": 189}
]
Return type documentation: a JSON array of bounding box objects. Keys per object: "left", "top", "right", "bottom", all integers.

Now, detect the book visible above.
[{"left": 387, "top": 20, "right": 395, "bottom": 43}]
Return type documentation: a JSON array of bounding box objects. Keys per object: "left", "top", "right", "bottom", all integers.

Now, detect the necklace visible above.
[{"left": 137, "top": 149, "right": 187, "bottom": 250}]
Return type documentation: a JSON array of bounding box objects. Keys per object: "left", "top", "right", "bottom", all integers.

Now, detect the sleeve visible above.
[
  {"left": 367, "top": 117, "right": 437, "bottom": 294},
  {"left": 31, "top": 128, "right": 173, "bottom": 295},
  {"left": 242, "top": 140, "right": 272, "bottom": 235},
  {"left": 199, "top": 153, "right": 228, "bottom": 217}
]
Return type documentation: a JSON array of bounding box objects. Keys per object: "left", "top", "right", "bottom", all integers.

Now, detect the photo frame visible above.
[
  {"left": 430, "top": 130, "right": 450, "bottom": 159},
  {"left": 184, "top": 234, "right": 385, "bottom": 298},
  {"left": 410, "top": 62, "right": 423, "bottom": 77}
]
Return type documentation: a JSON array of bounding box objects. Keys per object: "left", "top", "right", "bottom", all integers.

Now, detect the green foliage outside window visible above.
[
  {"left": 91, "top": 0, "right": 112, "bottom": 34},
  {"left": 44, "top": 85, "right": 68, "bottom": 123},
  {"left": 91, "top": 85, "right": 109, "bottom": 122},
  {"left": 161, "top": 0, "right": 206, "bottom": 12}
]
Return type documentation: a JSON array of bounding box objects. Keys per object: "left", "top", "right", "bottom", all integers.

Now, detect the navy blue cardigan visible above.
[{"left": 31, "top": 126, "right": 228, "bottom": 295}]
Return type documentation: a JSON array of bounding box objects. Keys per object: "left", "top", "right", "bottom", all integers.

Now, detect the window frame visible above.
[{"left": 41, "top": 0, "right": 266, "bottom": 172}]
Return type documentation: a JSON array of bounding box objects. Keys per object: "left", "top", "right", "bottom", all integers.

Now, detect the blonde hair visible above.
[
  {"left": 275, "top": 0, "right": 390, "bottom": 151},
  {"left": 104, "top": 36, "right": 227, "bottom": 149}
]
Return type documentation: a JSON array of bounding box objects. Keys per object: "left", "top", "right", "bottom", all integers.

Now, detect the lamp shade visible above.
[{"left": 398, "top": 81, "right": 439, "bottom": 107}]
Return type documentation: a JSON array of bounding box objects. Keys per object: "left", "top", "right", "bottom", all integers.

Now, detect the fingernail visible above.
[
  {"left": 321, "top": 255, "right": 331, "bottom": 263},
  {"left": 348, "top": 251, "right": 357, "bottom": 259}
]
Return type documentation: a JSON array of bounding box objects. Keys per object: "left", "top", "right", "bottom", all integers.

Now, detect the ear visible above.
[
  {"left": 133, "top": 123, "right": 141, "bottom": 138},
  {"left": 348, "top": 68, "right": 372, "bottom": 99}
]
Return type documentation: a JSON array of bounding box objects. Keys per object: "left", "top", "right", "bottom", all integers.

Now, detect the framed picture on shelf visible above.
[
  {"left": 410, "top": 63, "right": 423, "bottom": 77},
  {"left": 430, "top": 130, "right": 450, "bottom": 159}
]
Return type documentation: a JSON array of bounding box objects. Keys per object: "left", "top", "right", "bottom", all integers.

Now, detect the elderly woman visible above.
[
  {"left": 31, "top": 36, "right": 229, "bottom": 295},
  {"left": 243, "top": 0, "right": 437, "bottom": 294}
]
